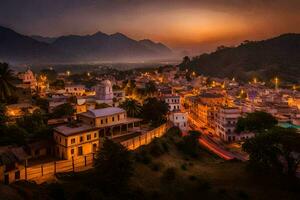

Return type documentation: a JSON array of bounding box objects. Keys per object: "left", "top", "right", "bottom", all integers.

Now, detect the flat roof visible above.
[
  {"left": 79, "top": 107, "right": 125, "bottom": 118},
  {"left": 54, "top": 117, "right": 142, "bottom": 136},
  {"left": 54, "top": 124, "right": 97, "bottom": 136}
]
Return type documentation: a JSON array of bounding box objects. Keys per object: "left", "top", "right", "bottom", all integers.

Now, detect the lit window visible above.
[
  {"left": 87, "top": 134, "right": 91, "bottom": 140},
  {"left": 71, "top": 138, "right": 75, "bottom": 144}
]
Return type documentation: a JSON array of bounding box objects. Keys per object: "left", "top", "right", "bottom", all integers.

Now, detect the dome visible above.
[{"left": 101, "top": 80, "right": 112, "bottom": 87}]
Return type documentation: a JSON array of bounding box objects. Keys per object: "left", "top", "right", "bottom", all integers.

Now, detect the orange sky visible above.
[{"left": 1, "top": 0, "right": 300, "bottom": 54}]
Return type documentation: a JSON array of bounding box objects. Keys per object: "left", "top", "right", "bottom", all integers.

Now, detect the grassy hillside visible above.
[{"left": 1, "top": 127, "right": 300, "bottom": 200}]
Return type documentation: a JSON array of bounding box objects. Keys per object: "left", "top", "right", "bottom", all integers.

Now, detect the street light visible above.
[
  {"left": 253, "top": 78, "right": 257, "bottom": 84},
  {"left": 66, "top": 70, "right": 71, "bottom": 76},
  {"left": 275, "top": 77, "right": 279, "bottom": 90}
]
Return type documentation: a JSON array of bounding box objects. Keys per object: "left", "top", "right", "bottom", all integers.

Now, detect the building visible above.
[
  {"left": 163, "top": 95, "right": 181, "bottom": 111},
  {"left": 169, "top": 111, "right": 188, "bottom": 132},
  {"left": 18, "top": 69, "right": 37, "bottom": 90},
  {"left": 95, "top": 80, "right": 114, "bottom": 104},
  {"left": 215, "top": 106, "right": 254, "bottom": 142},
  {"left": 65, "top": 85, "right": 86, "bottom": 96},
  {"left": 189, "top": 93, "right": 226, "bottom": 129},
  {"left": 53, "top": 107, "right": 142, "bottom": 159}
]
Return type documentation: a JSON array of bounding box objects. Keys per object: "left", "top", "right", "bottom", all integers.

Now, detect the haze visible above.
[{"left": 1, "top": 0, "right": 300, "bottom": 54}]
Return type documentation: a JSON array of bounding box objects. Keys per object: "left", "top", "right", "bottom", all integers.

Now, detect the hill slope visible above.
[
  {"left": 0, "top": 26, "right": 173, "bottom": 64},
  {"left": 179, "top": 34, "right": 300, "bottom": 82}
]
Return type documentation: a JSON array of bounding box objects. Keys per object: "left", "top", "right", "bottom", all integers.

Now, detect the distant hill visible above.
[
  {"left": 179, "top": 34, "right": 300, "bottom": 82},
  {"left": 31, "top": 35, "right": 57, "bottom": 43},
  {"left": 0, "top": 26, "right": 173, "bottom": 64}
]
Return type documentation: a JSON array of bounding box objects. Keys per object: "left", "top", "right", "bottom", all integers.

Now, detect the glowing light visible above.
[
  {"left": 253, "top": 78, "right": 257, "bottom": 84},
  {"left": 66, "top": 71, "right": 71, "bottom": 76}
]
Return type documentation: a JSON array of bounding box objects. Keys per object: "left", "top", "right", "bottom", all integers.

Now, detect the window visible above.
[
  {"left": 94, "top": 132, "right": 97, "bottom": 138},
  {"left": 101, "top": 119, "right": 103, "bottom": 124},
  {"left": 78, "top": 146, "right": 83, "bottom": 156},
  {"left": 112, "top": 117, "right": 115, "bottom": 122},
  {"left": 71, "top": 149, "right": 74, "bottom": 155},
  {"left": 71, "top": 138, "right": 75, "bottom": 144},
  {"left": 80, "top": 136, "right": 83, "bottom": 142},
  {"left": 87, "top": 134, "right": 91, "bottom": 140},
  {"left": 118, "top": 115, "right": 120, "bottom": 121},
  {"left": 93, "top": 143, "right": 97, "bottom": 152},
  {"left": 106, "top": 118, "right": 108, "bottom": 123},
  {"left": 15, "top": 171, "right": 20, "bottom": 180}
]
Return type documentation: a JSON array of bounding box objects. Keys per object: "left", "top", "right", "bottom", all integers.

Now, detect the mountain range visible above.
[
  {"left": 179, "top": 33, "right": 300, "bottom": 82},
  {"left": 0, "top": 26, "right": 173, "bottom": 64}
]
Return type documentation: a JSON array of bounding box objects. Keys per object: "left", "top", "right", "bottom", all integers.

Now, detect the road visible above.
[{"left": 188, "top": 119, "right": 248, "bottom": 161}]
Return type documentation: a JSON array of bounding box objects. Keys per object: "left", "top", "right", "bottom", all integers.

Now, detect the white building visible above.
[
  {"left": 18, "top": 69, "right": 37, "bottom": 89},
  {"left": 216, "top": 106, "right": 254, "bottom": 142},
  {"left": 65, "top": 85, "right": 86, "bottom": 96},
  {"left": 163, "top": 95, "right": 180, "bottom": 111},
  {"left": 95, "top": 80, "right": 114, "bottom": 105},
  {"left": 169, "top": 111, "right": 188, "bottom": 132}
]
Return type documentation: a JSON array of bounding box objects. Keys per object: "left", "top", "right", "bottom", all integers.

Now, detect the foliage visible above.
[
  {"left": 236, "top": 111, "right": 277, "bottom": 133},
  {"left": 119, "top": 98, "right": 142, "bottom": 117},
  {"left": 141, "top": 97, "right": 169, "bottom": 127},
  {"left": 50, "top": 79, "right": 65, "bottom": 89},
  {"left": 243, "top": 127, "right": 300, "bottom": 176},
  {"left": 124, "top": 79, "right": 136, "bottom": 96},
  {"left": 177, "top": 130, "right": 201, "bottom": 157},
  {"left": 51, "top": 103, "right": 75, "bottom": 118},
  {"left": 94, "top": 139, "right": 133, "bottom": 192},
  {"left": 16, "top": 109, "right": 52, "bottom": 140},
  {"left": 95, "top": 103, "right": 111, "bottom": 109},
  {"left": 34, "top": 96, "right": 49, "bottom": 112},
  {"left": 0, "top": 103, "right": 8, "bottom": 125},
  {"left": 177, "top": 34, "right": 300, "bottom": 81},
  {"left": 0, "top": 63, "right": 16, "bottom": 102},
  {"left": 161, "top": 167, "right": 177, "bottom": 182},
  {"left": 0, "top": 125, "right": 28, "bottom": 146},
  {"left": 40, "top": 69, "right": 57, "bottom": 82}
]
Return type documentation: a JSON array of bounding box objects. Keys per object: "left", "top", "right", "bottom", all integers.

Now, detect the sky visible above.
[{"left": 1, "top": 0, "right": 300, "bottom": 54}]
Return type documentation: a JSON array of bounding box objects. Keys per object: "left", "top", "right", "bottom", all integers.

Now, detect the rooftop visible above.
[{"left": 80, "top": 107, "right": 126, "bottom": 118}]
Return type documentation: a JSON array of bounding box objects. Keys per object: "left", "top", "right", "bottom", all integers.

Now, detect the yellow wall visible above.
[{"left": 54, "top": 130, "right": 100, "bottom": 160}]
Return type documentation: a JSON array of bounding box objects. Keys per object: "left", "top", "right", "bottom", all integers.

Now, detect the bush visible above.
[
  {"left": 135, "top": 149, "right": 152, "bottom": 164},
  {"left": 237, "top": 190, "right": 249, "bottom": 199},
  {"left": 161, "top": 167, "right": 176, "bottom": 182},
  {"left": 177, "top": 131, "right": 201, "bottom": 158},
  {"left": 188, "top": 175, "right": 197, "bottom": 181},
  {"left": 150, "top": 162, "right": 164, "bottom": 172},
  {"left": 149, "top": 138, "right": 165, "bottom": 157},
  {"left": 181, "top": 164, "right": 187, "bottom": 171}
]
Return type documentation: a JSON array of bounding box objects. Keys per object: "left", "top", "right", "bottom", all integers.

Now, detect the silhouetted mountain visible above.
[
  {"left": 0, "top": 26, "right": 63, "bottom": 63},
  {"left": 179, "top": 34, "right": 300, "bottom": 82},
  {"left": 31, "top": 35, "right": 57, "bottom": 43},
  {"left": 0, "top": 26, "right": 173, "bottom": 64}
]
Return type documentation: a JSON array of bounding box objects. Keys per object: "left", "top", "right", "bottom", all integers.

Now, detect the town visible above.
[{"left": 1, "top": 62, "right": 300, "bottom": 187}]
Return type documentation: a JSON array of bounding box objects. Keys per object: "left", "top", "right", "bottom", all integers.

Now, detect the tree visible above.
[
  {"left": 177, "top": 130, "right": 201, "bottom": 157},
  {"left": 0, "top": 63, "right": 16, "bottom": 102},
  {"left": 50, "top": 79, "right": 65, "bottom": 90},
  {"left": 119, "top": 98, "right": 142, "bottom": 117},
  {"left": 243, "top": 127, "right": 300, "bottom": 176},
  {"left": 0, "top": 103, "right": 8, "bottom": 125},
  {"left": 144, "top": 81, "right": 157, "bottom": 97},
  {"left": 0, "top": 125, "right": 28, "bottom": 146},
  {"left": 51, "top": 103, "right": 75, "bottom": 118},
  {"left": 178, "top": 56, "right": 191, "bottom": 71},
  {"left": 236, "top": 111, "right": 277, "bottom": 133},
  {"left": 40, "top": 68, "right": 57, "bottom": 82},
  {"left": 141, "top": 97, "right": 169, "bottom": 127},
  {"left": 94, "top": 139, "right": 133, "bottom": 192}
]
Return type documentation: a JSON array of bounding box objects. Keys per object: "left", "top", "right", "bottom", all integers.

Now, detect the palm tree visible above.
[
  {"left": 119, "top": 98, "right": 141, "bottom": 117},
  {"left": 0, "top": 63, "right": 16, "bottom": 102}
]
